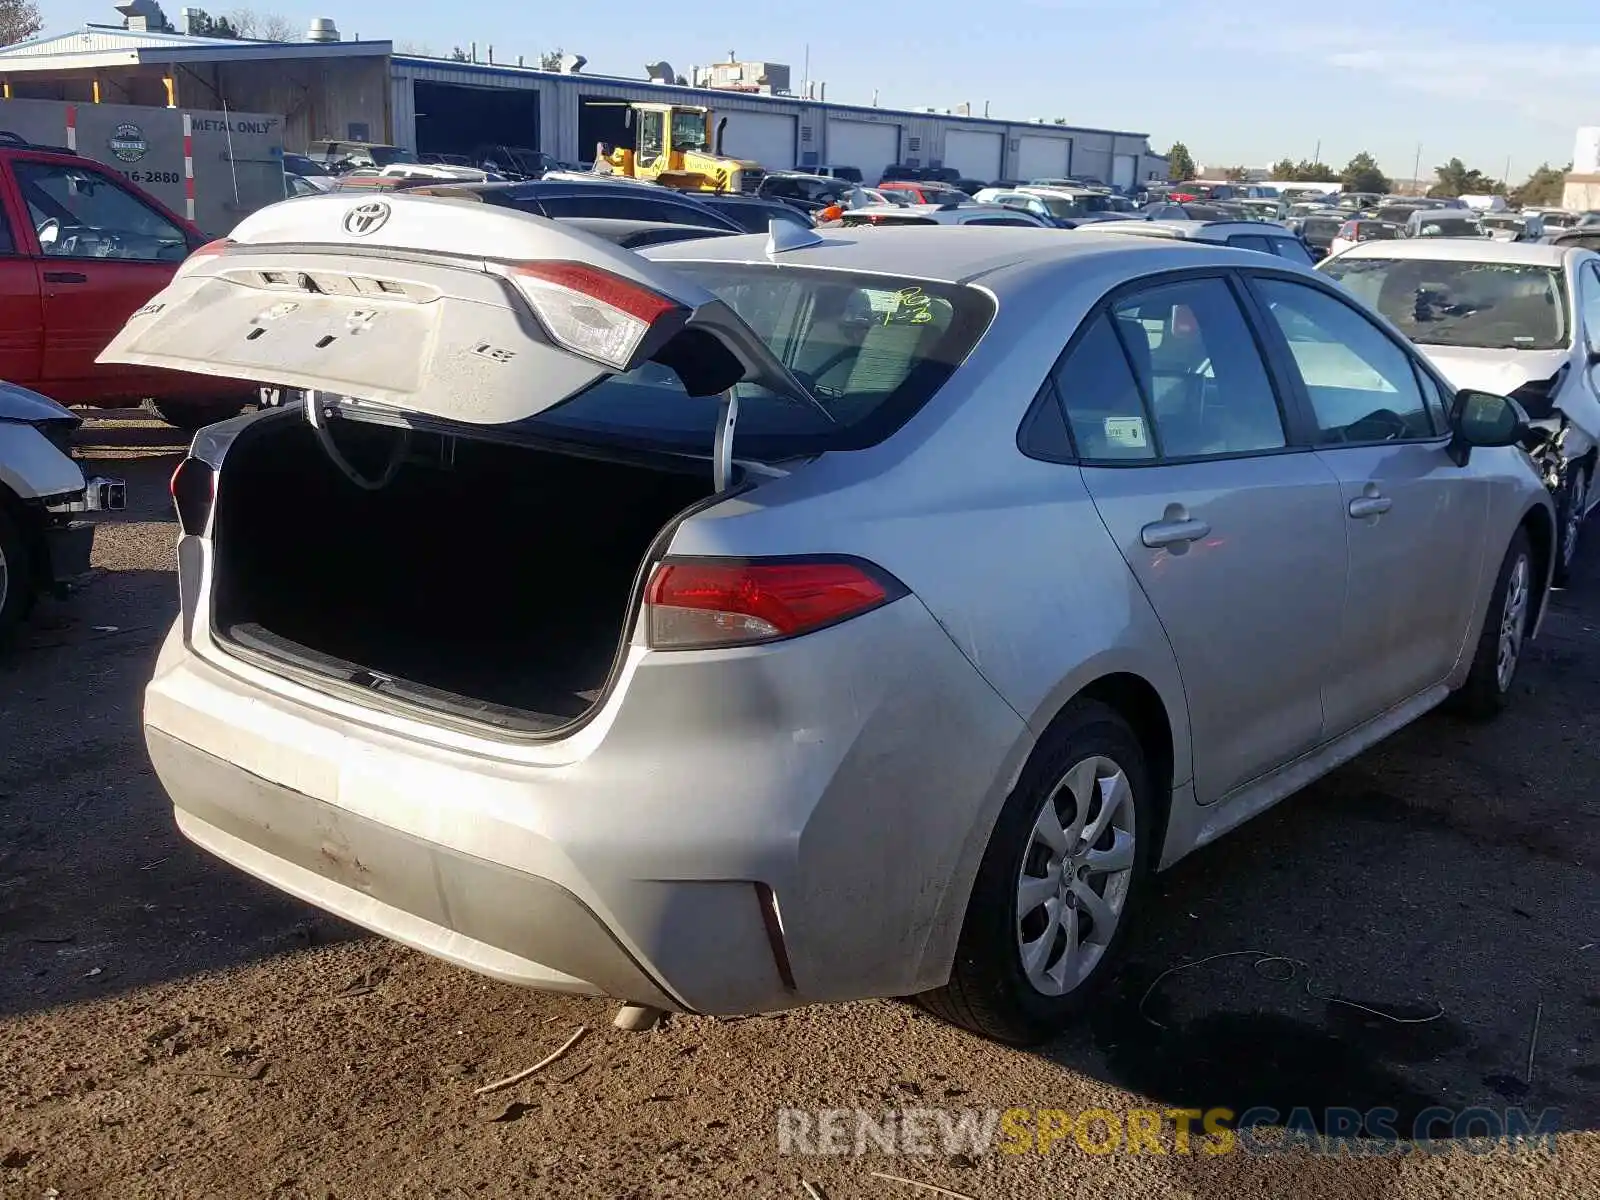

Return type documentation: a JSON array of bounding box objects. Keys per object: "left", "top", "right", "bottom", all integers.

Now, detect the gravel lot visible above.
[{"left": 1, "top": 411, "right": 1595, "bottom": 1199}]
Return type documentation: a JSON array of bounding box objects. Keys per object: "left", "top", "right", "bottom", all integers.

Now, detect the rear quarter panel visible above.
[{"left": 666, "top": 258, "right": 1193, "bottom": 979}]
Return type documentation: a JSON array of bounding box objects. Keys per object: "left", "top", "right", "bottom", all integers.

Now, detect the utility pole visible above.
[
  {"left": 1313, "top": 138, "right": 1321, "bottom": 166},
  {"left": 1412, "top": 142, "right": 1422, "bottom": 193},
  {"left": 802, "top": 43, "right": 809, "bottom": 99},
  {"left": 1504, "top": 155, "right": 1512, "bottom": 189}
]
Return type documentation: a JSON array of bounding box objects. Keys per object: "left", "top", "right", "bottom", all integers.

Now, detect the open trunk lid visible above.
[{"left": 97, "top": 192, "right": 817, "bottom": 429}]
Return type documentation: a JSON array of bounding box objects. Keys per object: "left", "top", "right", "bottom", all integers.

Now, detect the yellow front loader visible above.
[{"left": 597, "top": 103, "right": 765, "bottom": 194}]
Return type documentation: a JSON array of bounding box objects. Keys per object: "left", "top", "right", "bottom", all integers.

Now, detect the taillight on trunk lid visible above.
[
  {"left": 506, "top": 261, "right": 684, "bottom": 372},
  {"left": 644, "top": 558, "right": 905, "bottom": 650}
]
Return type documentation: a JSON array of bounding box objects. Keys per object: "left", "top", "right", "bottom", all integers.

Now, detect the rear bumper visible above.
[
  {"left": 144, "top": 598, "right": 1028, "bottom": 1014},
  {"left": 148, "top": 728, "right": 678, "bottom": 1007}
]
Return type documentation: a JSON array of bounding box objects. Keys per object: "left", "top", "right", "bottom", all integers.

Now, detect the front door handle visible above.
[
  {"left": 1348, "top": 495, "right": 1393, "bottom": 518},
  {"left": 1141, "top": 517, "right": 1211, "bottom": 548},
  {"left": 43, "top": 271, "right": 88, "bottom": 284}
]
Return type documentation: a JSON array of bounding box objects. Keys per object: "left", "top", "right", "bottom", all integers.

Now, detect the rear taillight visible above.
[
  {"left": 644, "top": 558, "right": 903, "bottom": 650},
  {"left": 181, "top": 239, "right": 231, "bottom": 272},
  {"left": 170, "top": 457, "right": 216, "bottom": 535},
  {"left": 508, "top": 261, "right": 683, "bottom": 371}
]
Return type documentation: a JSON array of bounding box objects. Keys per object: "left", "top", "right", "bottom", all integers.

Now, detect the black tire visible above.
[
  {"left": 0, "top": 502, "right": 33, "bottom": 650},
  {"left": 1553, "top": 464, "right": 1589, "bottom": 588},
  {"left": 1451, "top": 527, "right": 1534, "bottom": 720},
  {"left": 144, "top": 399, "right": 245, "bottom": 432},
  {"left": 917, "top": 700, "right": 1155, "bottom": 1045}
]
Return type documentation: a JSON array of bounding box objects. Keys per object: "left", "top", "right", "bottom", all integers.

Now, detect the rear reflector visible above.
[
  {"left": 170, "top": 457, "right": 215, "bottom": 535},
  {"left": 645, "top": 558, "right": 901, "bottom": 650},
  {"left": 509, "top": 261, "right": 680, "bottom": 371}
]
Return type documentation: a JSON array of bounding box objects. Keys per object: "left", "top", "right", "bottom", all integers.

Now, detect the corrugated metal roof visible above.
[
  {"left": 0, "top": 26, "right": 253, "bottom": 58},
  {"left": 0, "top": 28, "right": 391, "bottom": 69}
]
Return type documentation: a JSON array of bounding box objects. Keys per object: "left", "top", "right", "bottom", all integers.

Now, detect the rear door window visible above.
[
  {"left": 1225, "top": 234, "right": 1275, "bottom": 254},
  {"left": 1050, "top": 314, "right": 1155, "bottom": 461},
  {"left": 1109, "top": 277, "right": 1287, "bottom": 458}
]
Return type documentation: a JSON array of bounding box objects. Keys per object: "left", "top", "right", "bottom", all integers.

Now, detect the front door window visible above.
[{"left": 15, "top": 161, "right": 188, "bottom": 262}]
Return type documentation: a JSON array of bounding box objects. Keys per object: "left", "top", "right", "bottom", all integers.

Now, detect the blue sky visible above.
[{"left": 51, "top": 0, "right": 1593, "bottom": 182}]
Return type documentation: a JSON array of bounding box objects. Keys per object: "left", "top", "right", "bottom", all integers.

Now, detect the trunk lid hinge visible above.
[{"left": 713, "top": 387, "right": 738, "bottom": 493}]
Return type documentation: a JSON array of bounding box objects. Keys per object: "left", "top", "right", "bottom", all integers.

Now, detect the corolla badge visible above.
[{"left": 342, "top": 201, "right": 391, "bottom": 236}]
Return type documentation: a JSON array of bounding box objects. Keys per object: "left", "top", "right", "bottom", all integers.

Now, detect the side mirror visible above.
[
  {"left": 1448, "top": 388, "right": 1527, "bottom": 465},
  {"left": 1587, "top": 346, "right": 1600, "bottom": 365}
]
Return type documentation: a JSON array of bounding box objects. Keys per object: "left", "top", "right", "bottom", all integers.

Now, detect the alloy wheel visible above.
[
  {"left": 1564, "top": 471, "right": 1588, "bottom": 568},
  {"left": 1496, "top": 554, "right": 1530, "bottom": 693},
  {"left": 1016, "top": 755, "right": 1137, "bottom": 996}
]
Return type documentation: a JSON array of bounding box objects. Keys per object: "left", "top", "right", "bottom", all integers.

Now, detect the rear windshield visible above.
[
  {"left": 1412, "top": 216, "right": 1482, "bottom": 237},
  {"left": 1321, "top": 257, "right": 1569, "bottom": 350},
  {"left": 1038, "top": 196, "right": 1091, "bottom": 219},
  {"left": 530, "top": 264, "right": 994, "bottom": 457}
]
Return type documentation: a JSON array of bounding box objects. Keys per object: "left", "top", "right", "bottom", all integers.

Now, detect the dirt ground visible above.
[{"left": 1, "top": 412, "right": 1596, "bottom": 1200}]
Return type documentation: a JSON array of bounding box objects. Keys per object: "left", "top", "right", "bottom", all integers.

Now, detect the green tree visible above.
[
  {"left": 539, "top": 47, "right": 563, "bottom": 70},
  {"left": 0, "top": 0, "right": 42, "bottom": 45},
  {"left": 1512, "top": 162, "right": 1567, "bottom": 208},
  {"left": 1167, "top": 142, "right": 1197, "bottom": 182},
  {"left": 1341, "top": 151, "right": 1389, "bottom": 195},
  {"left": 1428, "top": 157, "right": 1505, "bottom": 198},
  {"left": 1292, "top": 158, "right": 1337, "bottom": 182},
  {"left": 1223, "top": 165, "right": 1252, "bottom": 182},
  {"left": 186, "top": 8, "right": 242, "bottom": 37},
  {"left": 1269, "top": 157, "right": 1300, "bottom": 179},
  {"left": 449, "top": 45, "right": 470, "bottom": 62}
]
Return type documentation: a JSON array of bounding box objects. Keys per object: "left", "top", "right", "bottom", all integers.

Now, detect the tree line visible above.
[{"left": 1165, "top": 142, "right": 1569, "bottom": 207}]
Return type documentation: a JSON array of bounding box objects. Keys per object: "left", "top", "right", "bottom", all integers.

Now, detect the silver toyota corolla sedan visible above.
[{"left": 105, "top": 195, "right": 1555, "bottom": 1045}]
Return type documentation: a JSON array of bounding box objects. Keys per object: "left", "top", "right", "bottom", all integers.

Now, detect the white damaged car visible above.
[
  {"left": 1323, "top": 239, "right": 1600, "bottom": 582},
  {"left": 0, "top": 383, "right": 124, "bottom": 644}
]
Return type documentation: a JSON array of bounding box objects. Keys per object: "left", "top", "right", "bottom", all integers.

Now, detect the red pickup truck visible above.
[{"left": 0, "top": 134, "right": 252, "bottom": 430}]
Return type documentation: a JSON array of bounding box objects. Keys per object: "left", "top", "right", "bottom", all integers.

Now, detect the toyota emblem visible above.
[{"left": 343, "top": 201, "right": 391, "bottom": 236}]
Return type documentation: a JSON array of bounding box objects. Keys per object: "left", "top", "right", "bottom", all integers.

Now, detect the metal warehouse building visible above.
[{"left": 0, "top": 18, "right": 1167, "bottom": 189}]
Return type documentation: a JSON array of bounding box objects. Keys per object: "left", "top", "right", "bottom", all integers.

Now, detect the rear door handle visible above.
[
  {"left": 43, "top": 271, "right": 88, "bottom": 284},
  {"left": 1348, "top": 495, "right": 1392, "bottom": 518},
  {"left": 1141, "top": 517, "right": 1211, "bottom": 548}
]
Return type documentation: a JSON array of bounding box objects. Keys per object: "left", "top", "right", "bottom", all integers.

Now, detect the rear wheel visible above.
[
  {"left": 918, "top": 700, "right": 1153, "bottom": 1045},
  {"left": 1451, "top": 528, "right": 1533, "bottom": 720},
  {"left": 1554, "top": 464, "right": 1589, "bottom": 587},
  {"left": 145, "top": 399, "right": 246, "bottom": 432},
  {"left": 0, "top": 503, "right": 32, "bottom": 649}
]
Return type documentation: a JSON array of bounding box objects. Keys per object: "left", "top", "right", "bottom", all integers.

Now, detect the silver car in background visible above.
[{"left": 109, "top": 196, "right": 1554, "bottom": 1045}]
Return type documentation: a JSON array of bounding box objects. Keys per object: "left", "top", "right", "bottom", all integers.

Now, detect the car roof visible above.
[
  {"left": 1332, "top": 238, "right": 1580, "bottom": 266},
  {"left": 642, "top": 224, "right": 1276, "bottom": 288}
]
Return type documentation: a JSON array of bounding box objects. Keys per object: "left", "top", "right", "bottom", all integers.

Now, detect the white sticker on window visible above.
[{"left": 1104, "top": 416, "right": 1148, "bottom": 448}]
